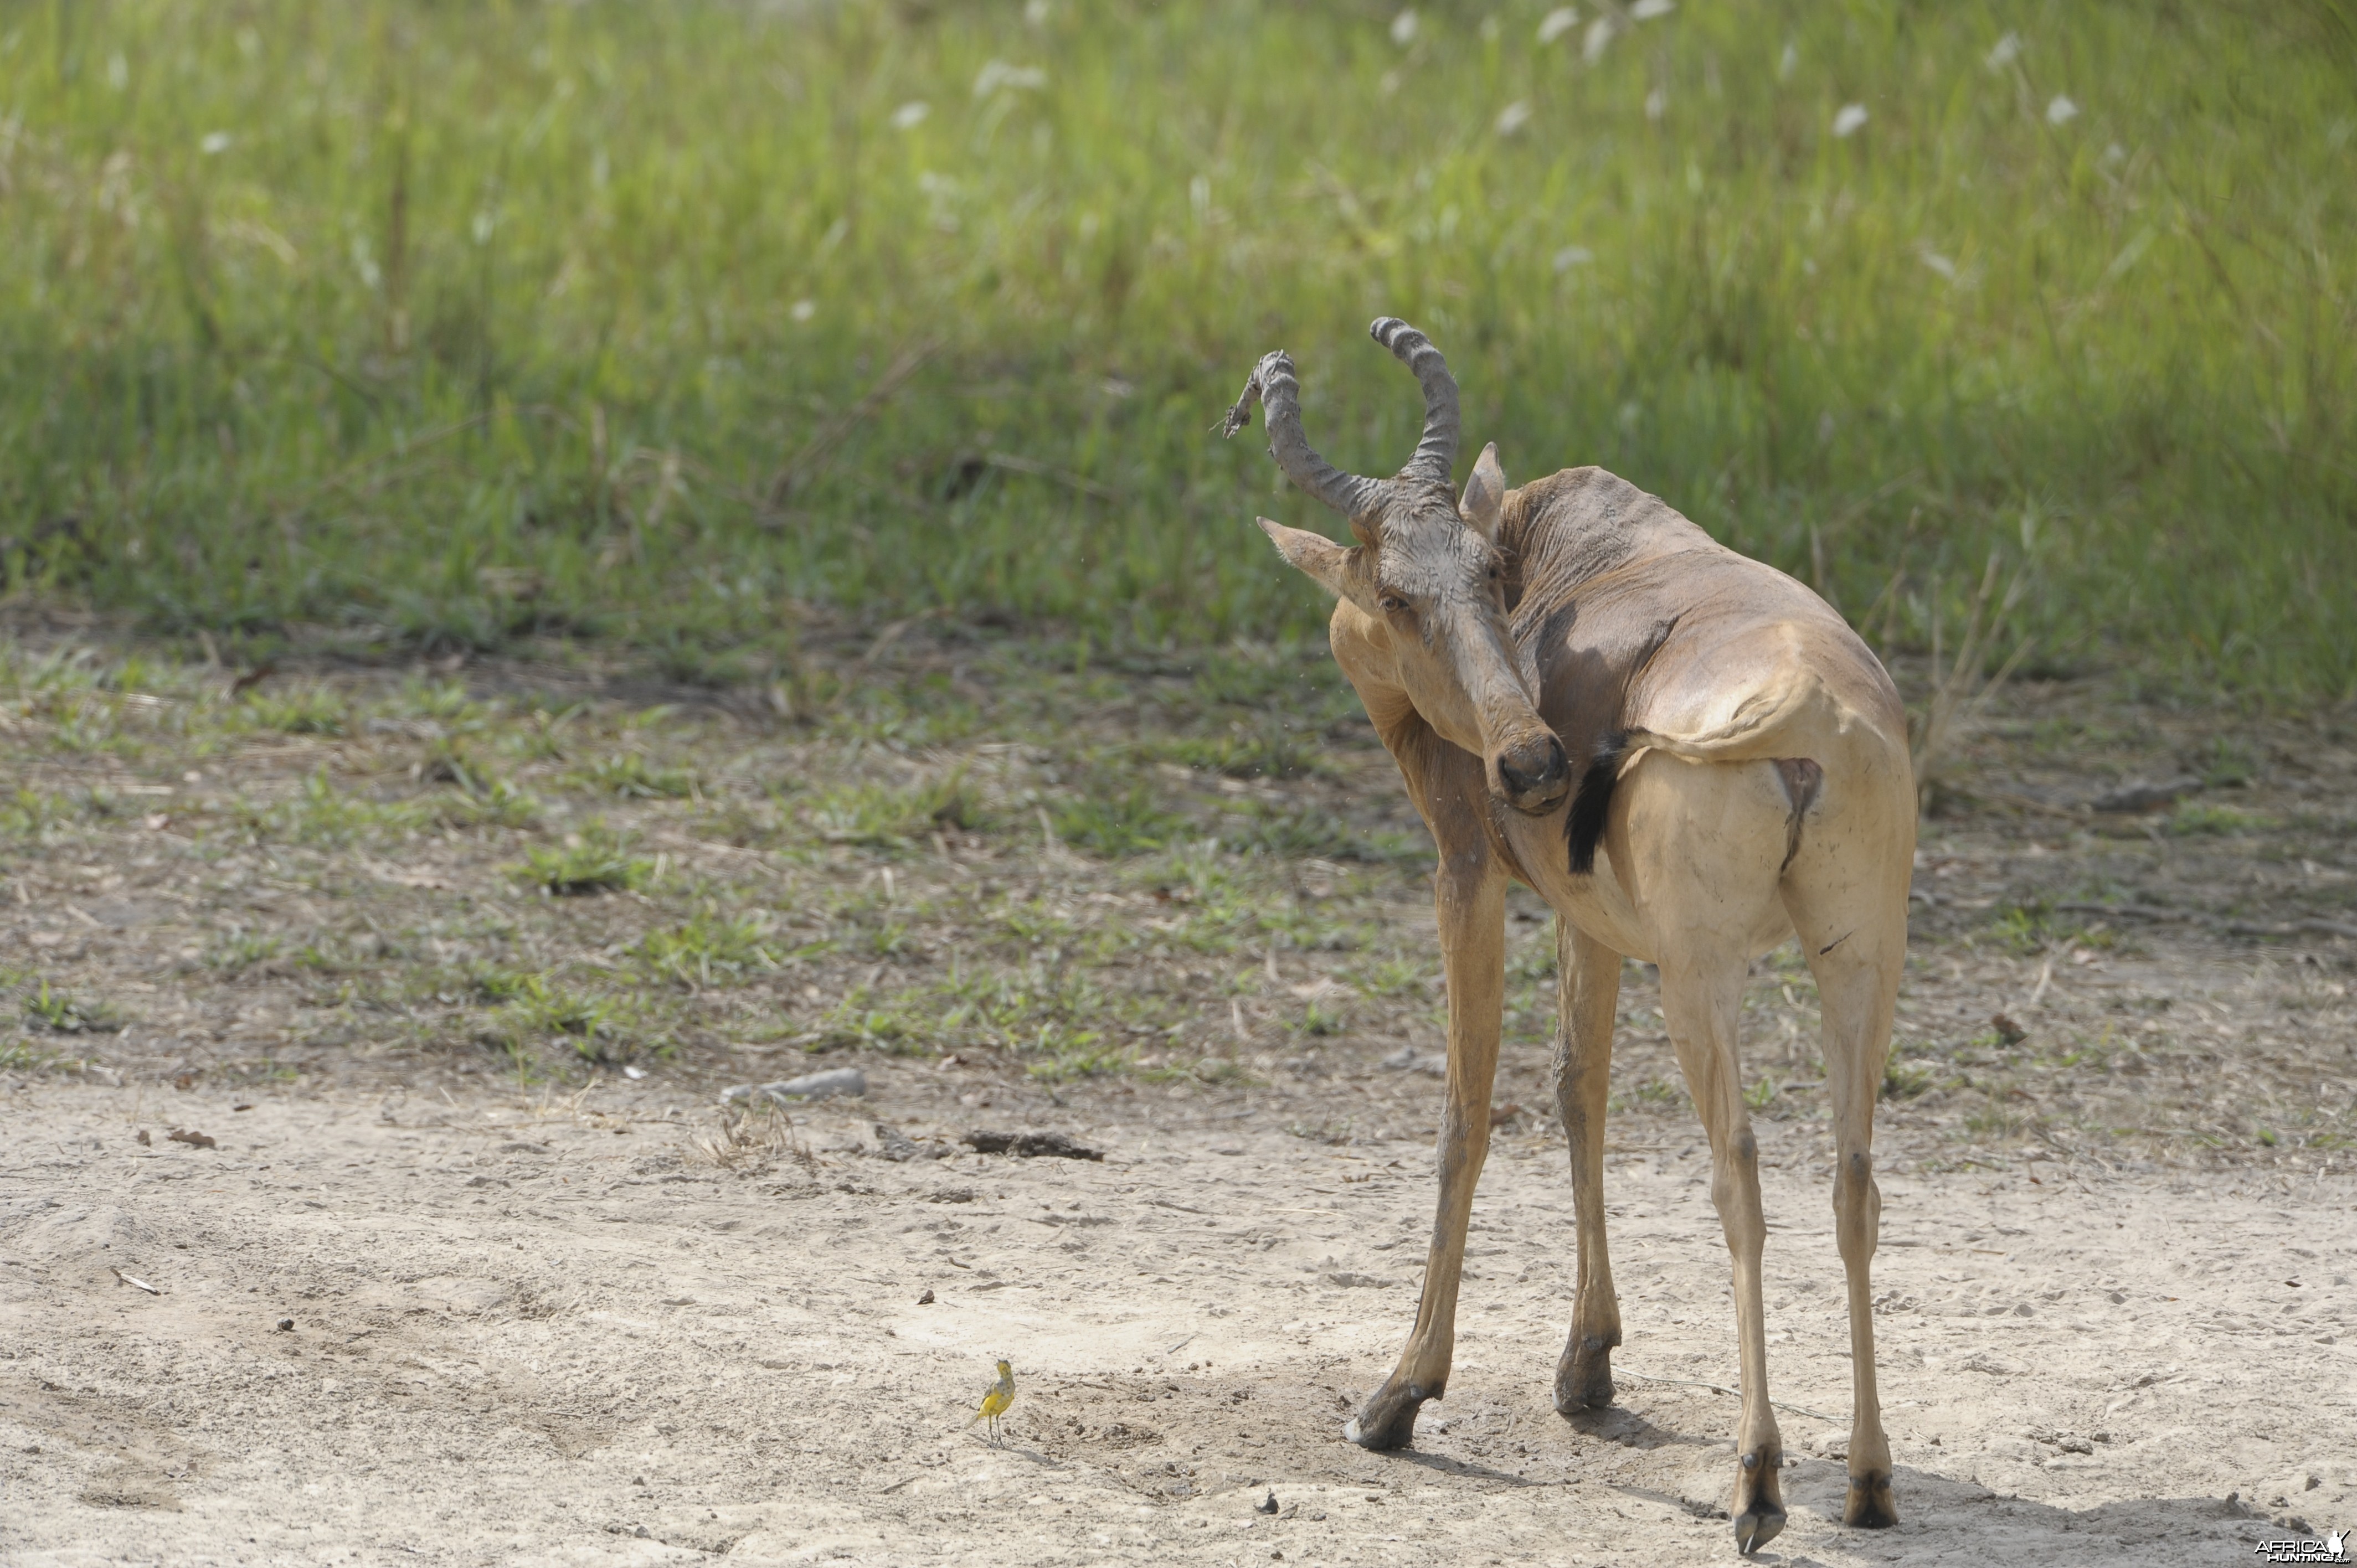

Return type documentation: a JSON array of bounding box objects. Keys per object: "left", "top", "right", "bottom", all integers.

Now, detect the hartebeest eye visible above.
[{"left": 1378, "top": 593, "right": 1410, "bottom": 615}]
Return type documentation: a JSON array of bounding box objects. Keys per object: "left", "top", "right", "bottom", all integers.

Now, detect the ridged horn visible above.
[
  {"left": 1218, "top": 349, "right": 1382, "bottom": 518},
  {"left": 1368, "top": 317, "right": 1460, "bottom": 484}
]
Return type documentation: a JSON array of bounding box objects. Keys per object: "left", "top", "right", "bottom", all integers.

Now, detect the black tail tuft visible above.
[{"left": 1567, "top": 733, "right": 1628, "bottom": 876}]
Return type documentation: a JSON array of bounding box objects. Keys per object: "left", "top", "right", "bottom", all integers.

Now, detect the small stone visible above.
[{"left": 721, "top": 1067, "right": 867, "bottom": 1106}]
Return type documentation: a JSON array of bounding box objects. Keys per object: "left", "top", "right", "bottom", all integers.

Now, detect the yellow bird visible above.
[{"left": 965, "top": 1359, "right": 1015, "bottom": 1443}]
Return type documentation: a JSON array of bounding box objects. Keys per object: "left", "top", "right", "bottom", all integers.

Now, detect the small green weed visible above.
[
  {"left": 2194, "top": 737, "right": 2257, "bottom": 789},
  {"left": 577, "top": 752, "right": 697, "bottom": 799},
  {"left": 1191, "top": 649, "right": 1347, "bottom": 710},
  {"left": 1257, "top": 906, "right": 1373, "bottom": 953},
  {"left": 206, "top": 930, "right": 284, "bottom": 972},
  {"left": 239, "top": 769, "right": 421, "bottom": 847},
  {"left": 1613, "top": 1076, "right": 1687, "bottom": 1113},
  {"left": 1019, "top": 1024, "right": 1126, "bottom": 1081},
  {"left": 1345, "top": 958, "right": 1428, "bottom": 999},
  {"left": 1152, "top": 726, "right": 1326, "bottom": 780},
  {"left": 413, "top": 744, "right": 542, "bottom": 828},
  {"left": 428, "top": 774, "right": 541, "bottom": 830},
  {"left": 1987, "top": 901, "right": 2057, "bottom": 955},
  {"left": 0, "top": 1038, "right": 52, "bottom": 1070},
  {"left": 2168, "top": 800, "right": 2272, "bottom": 836},
  {"left": 1297, "top": 999, "right": 1347, "bottom": 1037},
  {"left": 805, "top": 772, "right": 979, "bottom": 847},
  {"left": 1507, "top": 937, "right": 1560, "bottom": 983},
  {"left": 1984, "top": 898, "right": 2119, "bottom": 955},
  {"left": 515, "top": 823, "right": 653, "bottom": 896},
  {"left": 241, "top": 688, "right": 349, "bottom": 736},
  {"left": 636, "top": 913, "right": 781, "bottom": 987},
  {"left": 475, "top": 972, "right": 634, "bottom": 1063},
  {"left": 1882, "top": 1044, "right": 1938, "bottom": 1100},
  {"left": 1055, "top": 783, "right": 1182, "bottom": 856},
  {"left": 397, "top": 680, "right": 485, "bottom": 726},
  {"left": 24, "top": 982, "right": 125, "bottom": 1034},
  {"left": 464, "top": 964, "right": 544, "bottom": 1004},
  {"left": 1221, "top": 802, "right": 1421, "bottom": 864},
  {"left": 0, "top": 788, "right": 68, "bottom": 840}
]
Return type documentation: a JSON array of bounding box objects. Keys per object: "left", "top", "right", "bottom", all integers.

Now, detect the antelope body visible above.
[{"left": 1224, "top": 321, "right": 1915, "bottom": 1554}]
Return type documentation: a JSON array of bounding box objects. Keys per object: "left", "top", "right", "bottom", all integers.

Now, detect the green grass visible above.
[
  {"left": 514, "top": 821, "right": 652, "bottom": 896},
  {"left": 803, "top": 773, "right": 980, "bottom": 847},
  {"left": 635, "top": 911, "right": 783, "bottom": 988},
  {"left": 2166, "top": 799, "right": 2273, "bottom": 837},
  {"left": 240, "top": 687, "right": 350, "bottom": 736},
  {"left": 1882, "top": 1044, "right": 1938, "bottom": 1101},
  {"left": 469, "top": 969, "right": 640, "bottom": 1065},
  {"left": 205, "top": 929, "right": 283, "bottom": 972},
  {"left": 574, "top": 751, "right": 697, "bottom": 800},
  {"left": 1, "top": 4, "right": 2351, "bottom": 695},
  {"left": 23, "top": 981, "right": 125, "bottom": 1034},
  {"left": 1054, "top": 780, "right": 1182, "bottom": 856}
]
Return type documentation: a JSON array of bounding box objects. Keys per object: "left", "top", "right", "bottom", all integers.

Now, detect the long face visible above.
[
  {"left": 1264, "top": 460, "right": 1571, "bottom": 816},
  {"left": 1226, "top": 319, "right": 1569, "bottom": 817}
]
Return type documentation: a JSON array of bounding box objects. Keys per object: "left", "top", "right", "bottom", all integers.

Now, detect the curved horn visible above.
[
  {"left": 1219, "top": 349, "right": 1382, "bottom": 518},
  {"left": 1369, "top": 317, "right": 1460, "bottom": 484}
]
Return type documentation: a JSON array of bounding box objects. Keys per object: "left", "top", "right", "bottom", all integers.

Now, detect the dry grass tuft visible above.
[
  {"left": 1911, "top": 550, "right": 2037, "bottom": 816},
  {"left": 691, "top": 1101, "right": 815, "bottom": 1174}
]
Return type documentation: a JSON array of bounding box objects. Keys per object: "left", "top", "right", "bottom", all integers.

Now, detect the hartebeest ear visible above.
[
  {"left": 1257, "top": 518, "right": 1366, "bottom": 607},
  {"left": 1459, "top": 442, "right": 1506, "bottom": 542}
]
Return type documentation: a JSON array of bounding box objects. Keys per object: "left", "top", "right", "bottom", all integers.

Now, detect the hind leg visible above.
[
  {"left": 1658, "top": 951, "right": 1786, "bottom": 1553},
  {"left": 1783, "top": 794, "right": 1913, "bottom": 1529},
  {"left": 1552, "top": 920, "right": 1623, "bottom": 1413},
  {"left": 1617, "top": 755, "right": 1794, "bottom": 1554}
]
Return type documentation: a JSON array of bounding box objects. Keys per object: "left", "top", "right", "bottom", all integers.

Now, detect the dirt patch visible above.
[
  {"left": 2, "top": 1077, "right": 2350, "bottom": 1564},
  {"left": 0, "top": 626, "right": 2353, "bottom": 1561}
]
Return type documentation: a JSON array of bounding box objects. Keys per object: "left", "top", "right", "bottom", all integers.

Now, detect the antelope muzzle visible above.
[{"left": 1492, "top": 730, "right": 1572, "bottom": 815}]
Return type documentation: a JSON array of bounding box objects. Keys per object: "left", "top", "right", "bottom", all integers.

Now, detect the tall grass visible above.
[{"left": 1, "top": 2, "right": 2350, "bottom": 697}]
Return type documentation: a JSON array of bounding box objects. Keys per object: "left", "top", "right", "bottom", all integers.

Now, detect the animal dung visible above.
[
  {"left": 719, "top": 1068, "right": 867, "bottom": 1106},
  {"left": 167, "top": 1128, "right": 217, "bottom": 1149},
  {"left": 960, "top": 1129, "right": 1105, "bottom": 1161}
]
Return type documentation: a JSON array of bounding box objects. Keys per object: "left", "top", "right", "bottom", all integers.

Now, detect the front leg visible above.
[
  {"left": 1552, "top": 921, "right": 1623, "bottom": 1414},
  {"left": 1346, "top": 839, "right": 1506, "bottom": 1451}
]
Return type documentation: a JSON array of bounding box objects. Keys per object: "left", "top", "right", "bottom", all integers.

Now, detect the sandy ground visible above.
[
  {"left": 4, "top": 1061, "right": 2351, "bottom": 1567},
  {"left": 1, "top": 626, "right": 2352, "bottom": 1564}
]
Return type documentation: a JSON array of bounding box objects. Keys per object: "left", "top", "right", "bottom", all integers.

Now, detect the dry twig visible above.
[{"left": 1911, "top": 550, "right": 2036, "bottom": 815}]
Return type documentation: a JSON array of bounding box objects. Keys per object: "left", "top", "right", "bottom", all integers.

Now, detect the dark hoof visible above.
[
  {"left": 1342, "top": 1377, "right": 1431, "bottom": 1451},
  {"left": 1845, "top": 1469, "right": 1899, "bottom": 1529},
  {"left": 1553, "top": 1330, "right": 1618, "bottom": 1415},
  {"left": 1733, "top": 1503, "right": 1787, "bottom": 1555},
  {"left": 1732, "top": 1447, "right": 1786, "bottom": 1556}
]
